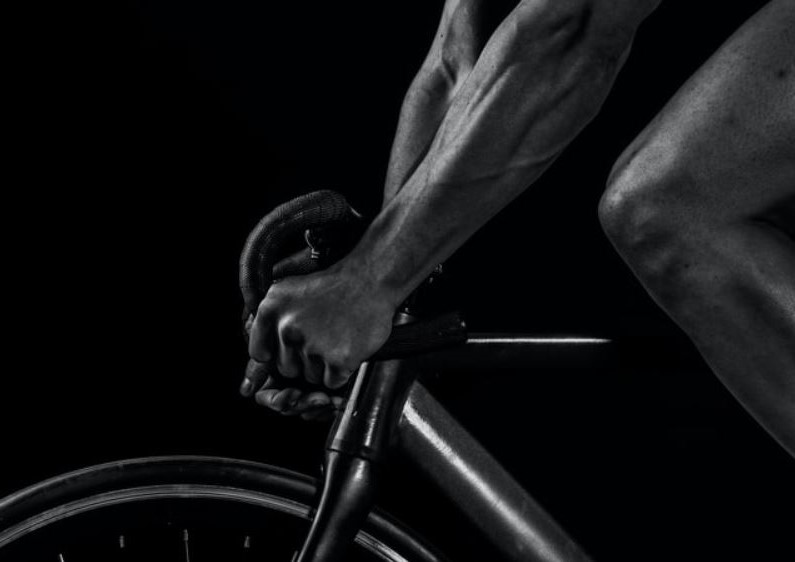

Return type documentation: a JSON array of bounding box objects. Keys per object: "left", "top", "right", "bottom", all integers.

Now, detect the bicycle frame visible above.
[
  {"left": 0, "top": 335, "right": 612, "bottom": 561},
  {"left": 239, "top": 191, "right": 612, "bottom": 561},
  {"left": 301, "top": 335, "right": 610, "bottom": 562}
]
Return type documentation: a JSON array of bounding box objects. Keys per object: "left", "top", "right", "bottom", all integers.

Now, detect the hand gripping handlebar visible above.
[
  {"left": 239, "top": 190, "right": 467, "bottom": 562},
  {"left": 239, "top": 189, "right": 466, "bottom": 359}
]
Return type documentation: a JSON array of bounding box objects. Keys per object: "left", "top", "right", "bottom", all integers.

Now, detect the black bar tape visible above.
[
  {"left": 373, "top": 313, "right": 467, "bottom": 360},
  {"left": 239, "top": 190, "right": 356, "bottom": 318}
]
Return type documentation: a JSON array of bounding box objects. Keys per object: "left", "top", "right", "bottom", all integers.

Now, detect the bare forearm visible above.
[
  {"left": 382, "top": 0, "right": 484, "bottom": 204},
  {"left": 349, "top": 0, "right": 656, "bottom": 305},
  {"left": 382, "top": 69, "right": 461, "bottom": 206}
]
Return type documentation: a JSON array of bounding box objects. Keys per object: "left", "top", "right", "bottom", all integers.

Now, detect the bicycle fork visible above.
[
  {"left": 295, "top": 358, "right": 416, "bottom": 562},
  {"left": 293, "top": 353, "right": 594, "bottom": 562}
]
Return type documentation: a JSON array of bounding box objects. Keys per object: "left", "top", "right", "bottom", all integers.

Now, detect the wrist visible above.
[
  {"left": 340, "top": 199, "right": 443, "bottom": 310},
  {"left": 335, "top": 248, "right": 406, "bottom": 312}
]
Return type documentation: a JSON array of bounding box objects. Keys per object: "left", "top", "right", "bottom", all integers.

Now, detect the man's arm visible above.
[
  {"left": 348, "top": 0, "right": 661, "bottom": 305},
  {"left": 244, "top": 0, "right": 662, "bottom": 412},
  {"left": 382, "top": 0, "right": 485, "bottom": 204}
]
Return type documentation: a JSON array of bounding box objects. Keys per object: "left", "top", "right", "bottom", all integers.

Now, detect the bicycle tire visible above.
[{"left": 0, "top": 456, "right": 447, "bottom": 562}]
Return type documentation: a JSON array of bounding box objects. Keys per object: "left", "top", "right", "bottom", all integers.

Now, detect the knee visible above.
[
  {"left": 599, "top": 143, "right": 679, "bottom": 255},
  {"left": 598, "top": 138, "right": 707, "bottom": 292}
]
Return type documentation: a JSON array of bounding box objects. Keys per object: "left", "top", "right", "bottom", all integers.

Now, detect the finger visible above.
[
  {"left": 291, "top": 391, "right": 331, "bottom": 414},
  {"left": 254, "top": 388, "right": 279, "bottom": 410},
  {"left": 255, "top": 387, "right": 302, "bottom": 413},
  {"left": 330, "top": 395, "right": 345, "bottom": 410},
  {"left": 240, "top": 359, "right": 271, "bottom": 397},
  {"left": 301, "top": 351, "right": 324, "bottom": 385},
  {"left": 272, "top": 247, "right": 319, "bottom": 279},
  {"left": 275, "top": 387, "right": 305, "bottom": 415},
  {"left": 324, "top": 363, "right": 354, "bottom": 390},
  {"left": 277, "top": 340, "right": 303, "bottom": 379},
  {"left": 248, "top": 374, "right": 281, "bottom": 395},
  {"left": 249, "top": 303, "right": 277, "bottom": 364},
  {"left": 243, "top": 314, "right": 255, "bottom": 340},
  {"left": 277, "top": 323, "right": 303, "bottom": 379},
  {"left": 301, "top": 407, "right": 336, "bottom": 422},
  {"left": 282, "top": 390, "right": 331, "bottom": 417}
]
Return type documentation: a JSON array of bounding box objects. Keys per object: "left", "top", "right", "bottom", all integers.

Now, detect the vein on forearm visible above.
[
  {"left": 356, "top": 0, "right": 643, "bottom": 301},
  {"left": 383, "top": 0, "right": 485, "bottom": 204}
]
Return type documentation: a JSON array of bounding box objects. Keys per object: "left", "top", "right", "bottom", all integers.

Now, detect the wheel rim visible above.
[{"left": 0, "top": 457, "right": 445, "bottom": 562}]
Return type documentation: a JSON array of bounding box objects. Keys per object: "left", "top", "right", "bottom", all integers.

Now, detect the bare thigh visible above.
[{"left": 614, "top": 0, "right": 795, "bottom": 229}]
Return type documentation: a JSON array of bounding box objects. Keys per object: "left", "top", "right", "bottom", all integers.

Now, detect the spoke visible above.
[{"left": 182, "top": 529, "right": 191, "bottom": 562}]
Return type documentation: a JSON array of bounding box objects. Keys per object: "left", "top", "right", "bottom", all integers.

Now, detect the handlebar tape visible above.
[
  {"left": 239, "top": 190, "right": 358, "bottom": 318},
  {"left": 373, "top": 312, "right": 466, "bottom": 360}
]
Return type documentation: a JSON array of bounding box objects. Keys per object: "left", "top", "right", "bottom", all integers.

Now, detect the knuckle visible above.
[
  {"left": 255, "top": 391, "right": 275, "bottom": 408},
  {"left": 256, "top": 298, "right": 273, "bottom": 317},
  {"left": 278, "top": 317, "right": 304, "bottom": 344}
]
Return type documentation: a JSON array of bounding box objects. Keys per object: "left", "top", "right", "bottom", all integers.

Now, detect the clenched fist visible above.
[{"left": 241, "top": 260, "right": 398, "bottom": 419}]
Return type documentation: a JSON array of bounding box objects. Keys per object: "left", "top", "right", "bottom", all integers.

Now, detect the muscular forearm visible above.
[
  {"left": 350, "top": 0, "right": 656, "bottom": 305},
  {"left": 382, "top": 0, "right": 484, "bottom": 205},
  {"left": 382, "top": 68, "right": 463, "bottom": 206}
]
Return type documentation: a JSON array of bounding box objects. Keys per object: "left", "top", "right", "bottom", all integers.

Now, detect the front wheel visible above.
[{"left": 0, "top": 456, "right": 446, "bottom": 562}]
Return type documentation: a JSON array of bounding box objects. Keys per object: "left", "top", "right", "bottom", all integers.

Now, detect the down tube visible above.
[{"left": 397, "top": 383, "right": 593, "bottom": 562}]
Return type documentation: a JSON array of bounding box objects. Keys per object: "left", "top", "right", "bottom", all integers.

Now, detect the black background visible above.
[{"left": 3, "top": 1, "right": 794, "bottom": 560}]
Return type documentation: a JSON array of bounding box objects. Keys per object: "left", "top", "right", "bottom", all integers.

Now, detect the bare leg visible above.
[
  {"left": 383, "top": 0, "right": 487, "bottom": 204},
  {"left": 600, "top": 0, "right": 795, "bottom": 457}
]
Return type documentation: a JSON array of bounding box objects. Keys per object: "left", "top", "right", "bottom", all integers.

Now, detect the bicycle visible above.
[{"left": 0, "top": 191, "right": 660, "bottom": 562}]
